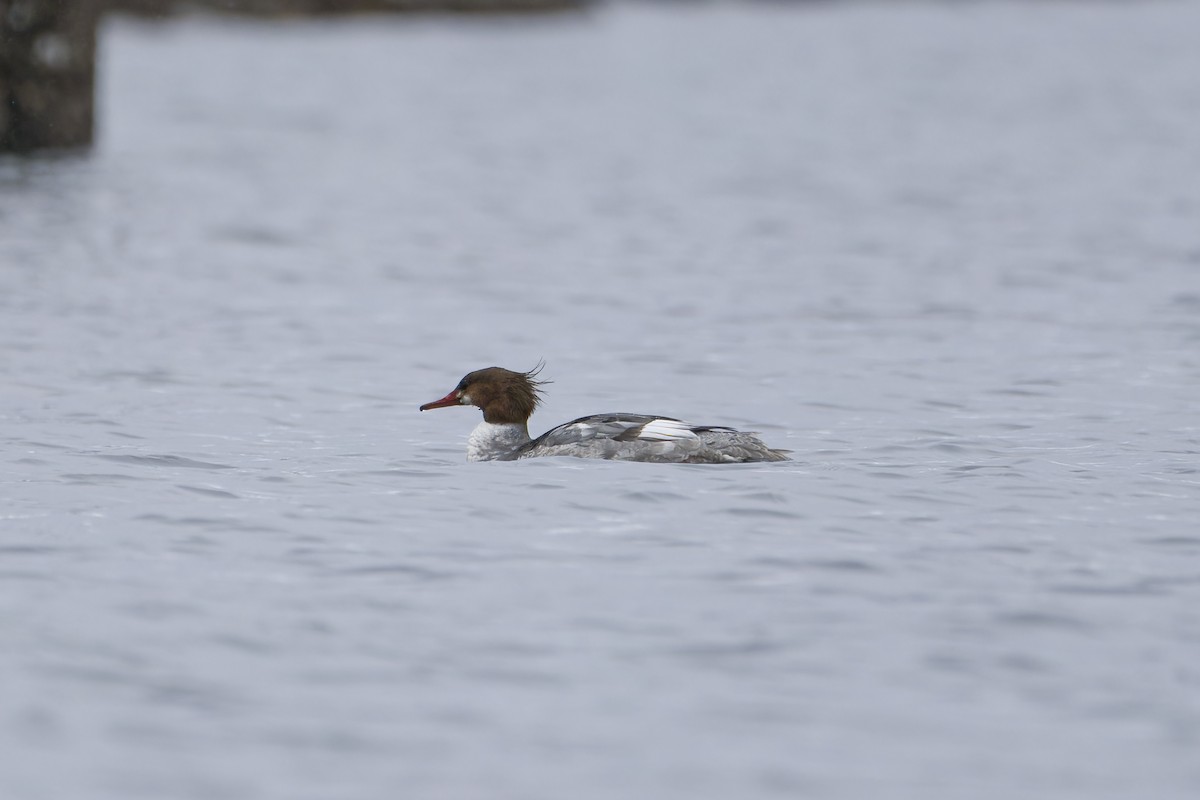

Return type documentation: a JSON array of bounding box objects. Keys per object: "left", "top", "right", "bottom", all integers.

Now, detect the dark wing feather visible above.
[
  {"left": 499, "top": 413, "right": 789, "bottom": 463},
  {"left": 499, "top": 413, "right": 682, "bottom": 459}
]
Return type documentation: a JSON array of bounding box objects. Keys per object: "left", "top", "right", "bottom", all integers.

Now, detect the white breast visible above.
[{"left": 467, "top": 421, "right": 531, "bottom": 462}]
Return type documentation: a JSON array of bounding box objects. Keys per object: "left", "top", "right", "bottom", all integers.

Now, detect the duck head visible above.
[{"left": 419, "top": 365, "right": 547, "bottom": 425}]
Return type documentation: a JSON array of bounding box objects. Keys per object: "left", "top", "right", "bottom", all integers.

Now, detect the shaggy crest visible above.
[{"left": 458, "top": 362, "right": 548, "bottom": 424}]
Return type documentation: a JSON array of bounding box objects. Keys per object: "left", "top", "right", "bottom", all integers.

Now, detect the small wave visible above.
[{"left": 95, "top": 454, "right": 233, "bottom": 470}]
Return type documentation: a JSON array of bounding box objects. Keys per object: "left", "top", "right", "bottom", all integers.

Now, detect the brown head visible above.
[{"left": 419, "top": 365, "right": 547, "bottom": 424}]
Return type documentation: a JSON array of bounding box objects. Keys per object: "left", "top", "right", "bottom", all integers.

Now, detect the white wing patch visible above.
[{"left": 636, "top": 418, "right": 699, "bottom": 442}]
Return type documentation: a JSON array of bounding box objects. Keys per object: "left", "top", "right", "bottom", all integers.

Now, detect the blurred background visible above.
[{"left": 3, "top": 2, "right": 1200, "bottom": 800}]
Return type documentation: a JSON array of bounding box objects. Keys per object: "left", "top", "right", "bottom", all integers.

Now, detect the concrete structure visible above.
[
  {"left": 1, "top": 0, "right": 582, "bottom": 153},
  {"left": 0, "top": 0, "right": 100, "bottom": 152}
]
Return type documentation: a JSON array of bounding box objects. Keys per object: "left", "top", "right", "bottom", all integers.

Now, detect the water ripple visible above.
[{"left": 95, "top": 454, "right": 234, "bottom": 470}]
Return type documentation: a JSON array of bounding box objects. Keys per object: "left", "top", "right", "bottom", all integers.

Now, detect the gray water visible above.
[{"left": 3, "top": 2, "right": 1200, "bottom": 798}]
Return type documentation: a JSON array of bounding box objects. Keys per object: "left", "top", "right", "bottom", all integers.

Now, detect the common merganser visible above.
[{"left": 419, "top": 365, "right": 790, "bottom": 463}]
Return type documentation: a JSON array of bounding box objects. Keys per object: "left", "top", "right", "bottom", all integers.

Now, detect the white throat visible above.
[{"left": 467, "top": 421, "right": 531, "bottom": 462}]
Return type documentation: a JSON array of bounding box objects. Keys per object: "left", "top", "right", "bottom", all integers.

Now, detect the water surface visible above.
[{"left": 3, "top": 2, "right": 1200, "bottom": 798}]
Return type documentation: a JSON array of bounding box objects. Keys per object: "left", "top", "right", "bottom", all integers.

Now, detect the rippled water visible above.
[{"left": 3, "top": 2, "right": 1200, "bottom": 798}]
